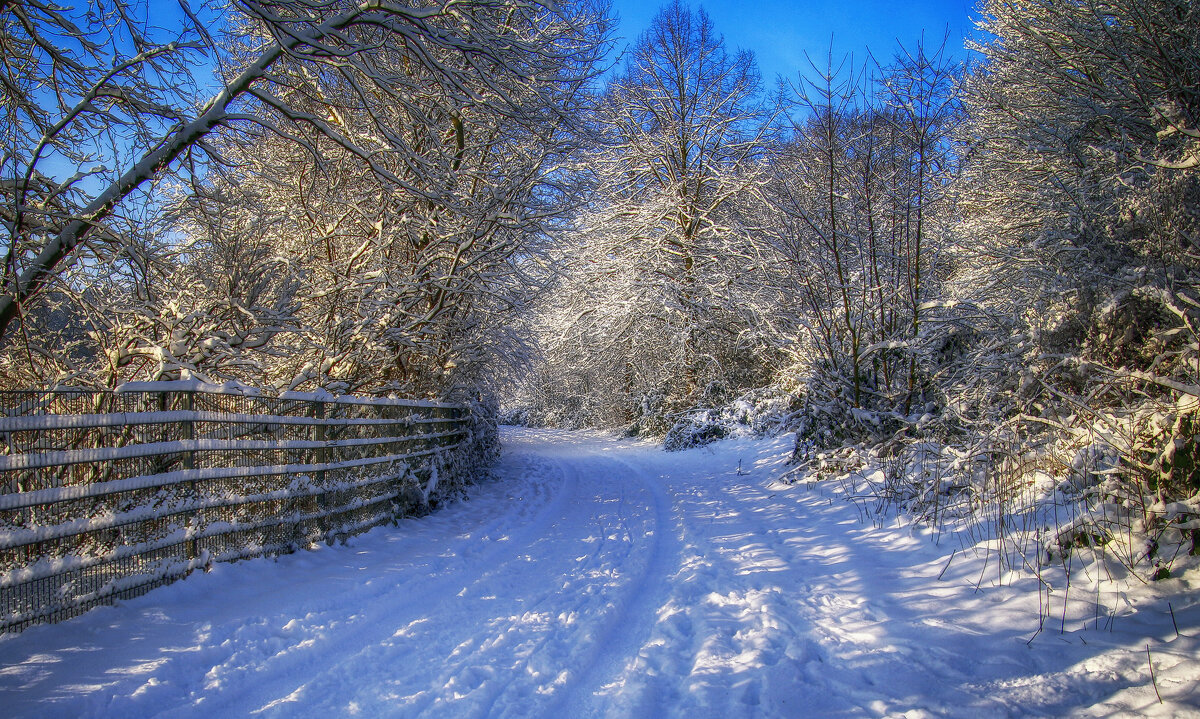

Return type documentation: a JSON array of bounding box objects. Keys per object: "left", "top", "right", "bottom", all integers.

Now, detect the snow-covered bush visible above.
[
  {"left": 497, "top": 406, "right": 538, "bottom": 427},
  {"left": 663, "top": 411, "right": 729, "bottom": 452},
  {"left": 663, "top": 387, "right": 801, "bottom": 451}
]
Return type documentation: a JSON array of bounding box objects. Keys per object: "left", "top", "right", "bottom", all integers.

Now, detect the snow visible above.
[{"left": 1, "top": 427, "right": 1197, "bottom": 718}]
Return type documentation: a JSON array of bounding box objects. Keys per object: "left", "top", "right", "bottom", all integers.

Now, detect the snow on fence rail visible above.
[{"left": 0, "top": 384, "right": 471, "bottom": 633}]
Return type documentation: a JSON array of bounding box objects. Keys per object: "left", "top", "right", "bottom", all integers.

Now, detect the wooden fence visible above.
[{"left": 0, "top": 383, "right": 472, "bottom": 633}]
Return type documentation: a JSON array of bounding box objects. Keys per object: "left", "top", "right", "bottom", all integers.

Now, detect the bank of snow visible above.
[{"left": 1, "top": 427, "right": 1197, "bottom": 717}]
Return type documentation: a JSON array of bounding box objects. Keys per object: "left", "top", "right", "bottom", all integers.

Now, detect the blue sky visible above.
[{"left": 607, "top": 0, "right": 981, "bottom": 83}]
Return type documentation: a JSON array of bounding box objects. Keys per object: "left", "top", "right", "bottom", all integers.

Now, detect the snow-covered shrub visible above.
[
  {"left": 623, "top": 389, "right": 671, "bottom": 439},
  {"left": 1084, "top": 288, "right": 1186, "bottom": 375},
  {"left": 663, "top": 410, "right": 728, "bottom": 451},
  {"left": 1157, "top": 412, "right": 1200, "bottom": 500},
  {"left": 663, "top": 387, "right": 801, "bottom": 451},
  {"left": 497, "top": 406, "right": 537, "bottom": 427},
  {"left": 786, "top": 354, "right": 945, "bottom": 458}
]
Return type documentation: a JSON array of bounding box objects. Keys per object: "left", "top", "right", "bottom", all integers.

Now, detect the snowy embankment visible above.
[{"left": 1, "top": 427, "right": 1197, "bottom": 718}]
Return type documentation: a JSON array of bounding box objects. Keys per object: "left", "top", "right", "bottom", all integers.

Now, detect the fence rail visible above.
[{"left": 0, "top": 384, "right": 472, "bottom": 633}]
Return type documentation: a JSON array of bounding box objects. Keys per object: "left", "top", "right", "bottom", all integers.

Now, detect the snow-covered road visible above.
[{"left": 2, "top": 427, "right": 1198, "bottom": 718}]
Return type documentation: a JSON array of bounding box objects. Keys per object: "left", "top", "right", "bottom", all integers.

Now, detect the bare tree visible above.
[
  {"left": 876, "top": 36, "right": 960, "bottom": 413},
  {"left": 762, "top": 39, "right": 959, "bottom": 447},
  {"left": 530, "top": 0, "right": 775, "bottom": 430},
  {"left": 767, "top": 56, "right": 871, "bottom": 414},
  {"left": 1, "top": 0, "right": 609, "bottom": 392}
]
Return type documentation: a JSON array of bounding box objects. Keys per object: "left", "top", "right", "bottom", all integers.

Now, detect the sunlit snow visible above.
[{"left": 1, "top": 428, "right": 1197, "bottom": 718}]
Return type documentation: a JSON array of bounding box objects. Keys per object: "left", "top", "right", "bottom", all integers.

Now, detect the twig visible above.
[
  {"left": 974, "top": 547, "right": 989, "bottom": 594},
  {"left": 937, "top": 548, "right": 957, "bottom": 580},
  {"left": 1026, "top": 622, "right": 1043, "bottom": 646},
  {"left": 1169, "top": 602, "right": 1180, "bottom": 639},
  {"left": 1146, "top": 645, "right": 1163, "bottom": 704}
]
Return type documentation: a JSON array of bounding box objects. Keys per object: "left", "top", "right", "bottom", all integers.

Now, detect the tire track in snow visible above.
[
  {"left": 549, "top": 448, "right": 681, "bottom": 718},
  {"left": 613, "top": 472, "right": 825, "bottom": 717},
  {"left": 408, "top": 454, "right": 607, "bottom": 718},
  {"left": 188, "top": 430, "right": 677, "bottom": 719},
  {"left": 378, "top": 432, "right": 679, "bottom": 718},
  {"left": 415, "top": 435, "right": 679, "bottom": 718}
]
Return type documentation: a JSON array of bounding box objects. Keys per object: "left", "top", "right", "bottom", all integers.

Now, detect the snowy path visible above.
[{"left": 1, "top": 427, "right": 1198, "bottom": 718}]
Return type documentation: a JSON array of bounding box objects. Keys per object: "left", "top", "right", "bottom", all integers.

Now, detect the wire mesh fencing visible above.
[{"left": 0, "top": 384, "right": 471, "bottom": 633}]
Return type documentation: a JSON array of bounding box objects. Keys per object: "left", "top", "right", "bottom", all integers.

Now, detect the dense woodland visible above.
[{"left": 3, "top": 1, "right": 1199, "bottom": 571}]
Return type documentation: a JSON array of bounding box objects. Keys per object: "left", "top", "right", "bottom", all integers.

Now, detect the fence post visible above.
[
  {"left": 181, "top": 391, "right": 195, "bottom": 468},
  {"left": 313, "top": 400, "right": 329, "bottom": 542},
  {"left": 181, "top": 391, "right": 199, "bottom": 561}
]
